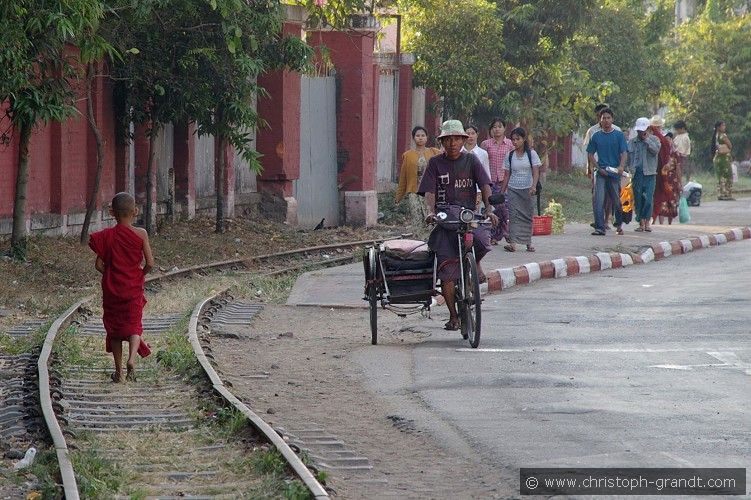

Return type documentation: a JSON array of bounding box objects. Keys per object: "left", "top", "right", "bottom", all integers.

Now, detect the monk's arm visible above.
[
  {"left": 136, "top": 228, "right": 155, "bottom": 274},
  {"left": 142, "top": 238, "right": 154, "bottom": 275},
  {"left": 94, "top": 257, "right": 105, "bottom": 274}
]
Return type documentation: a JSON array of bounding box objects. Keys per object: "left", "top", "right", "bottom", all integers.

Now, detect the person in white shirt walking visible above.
[{"left": 462, "top": 124, "right": 491, "bottom": 211}]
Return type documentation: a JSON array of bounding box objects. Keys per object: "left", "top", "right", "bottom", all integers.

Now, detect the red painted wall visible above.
[
  {"left": 1, "top": 58, "right": 118, "bottom": 220},
  {"left": 311, "top": 29, "right": 377, "bottom": 192},
  {"left": 396, "top": 60, "right": 414, "bottom": 159},
  {"left": 256, "top": 21, "right": 303, "bottom": 199}
]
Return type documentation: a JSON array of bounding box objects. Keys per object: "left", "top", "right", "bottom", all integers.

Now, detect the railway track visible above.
[{"left": 1, "top": 237, "right": 396, "bottom": 498}]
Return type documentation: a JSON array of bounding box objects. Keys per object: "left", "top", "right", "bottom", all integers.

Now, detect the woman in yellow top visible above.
[
  {"left": 395, "top": 126, "right": 440, "bottom": 224},
  {"left": 395, "top": 126, "right": 440, "bottom": 202}
]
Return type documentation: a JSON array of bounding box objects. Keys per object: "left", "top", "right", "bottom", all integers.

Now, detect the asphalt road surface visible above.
[{"left": 354, "top": 239, "right": 750, "bottom": 496}]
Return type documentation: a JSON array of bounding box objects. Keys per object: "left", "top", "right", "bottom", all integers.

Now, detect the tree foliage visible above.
[
  {"left": 403, "top": 0, "right": 602, "bottom": 137},
  {"left": 403, "top": 0, "right": 506, "bottom": 119},
  {"left": 669, "top": 14, "right": 751, "bottom": 165},
  {"left": 0, "top": 0, "right": 104, "bottom": 258},
  {"left": 105, "top": 0, "right": 312, "bottom": 233}
]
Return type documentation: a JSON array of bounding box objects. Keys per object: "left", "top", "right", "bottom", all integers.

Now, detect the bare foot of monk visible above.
[{"left": 125, "top": 362, "right": 136, "bottom": 382}]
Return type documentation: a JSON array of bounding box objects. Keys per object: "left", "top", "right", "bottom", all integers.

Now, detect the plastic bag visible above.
[{"left": 678, "top": 196, "right": 690, "bottom": 224}]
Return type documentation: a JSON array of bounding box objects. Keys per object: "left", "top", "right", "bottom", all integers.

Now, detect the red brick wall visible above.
[
  {"left": 1, "top": 58, "right": 118, "bottom": 220},
  {"left": 311, "top": 30, "right": 377, "bottom": 192}
]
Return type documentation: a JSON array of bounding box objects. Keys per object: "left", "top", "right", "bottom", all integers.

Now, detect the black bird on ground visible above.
[{"left": 313, "top": 218, "right": 325, "bottom": 230}]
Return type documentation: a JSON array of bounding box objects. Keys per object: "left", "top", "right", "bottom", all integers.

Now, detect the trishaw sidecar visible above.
[{"left": 362, "top": 239, "right": 437, "bottom": 345}]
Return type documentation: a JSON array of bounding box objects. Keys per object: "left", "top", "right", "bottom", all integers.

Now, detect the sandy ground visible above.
[{"left": 210, "top": 304, "right": 516, "bottom": 499}]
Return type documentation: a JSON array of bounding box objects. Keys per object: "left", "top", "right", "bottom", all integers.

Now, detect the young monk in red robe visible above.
[{"left": 89, "top": 192, "right": 155, "bottom": 382}]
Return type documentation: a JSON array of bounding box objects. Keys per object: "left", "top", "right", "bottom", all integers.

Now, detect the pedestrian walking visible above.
[
  {"left": 89, "top": 192, "right": 154, "bottom": 383},
  {"left": 586, "top": 108, "right": 628, "bottom": 235},
  {"left": 480, "top": 117, "right": 512, "bottom": 245},
  {"left": 395, "top": 126, "right": 441, "bottom": 225},
  {"left": 711, "top": 120, "right": 734, "bottom": 200},
  {"left": 627, "top": 117, "right": 660, "bottom": 232},
  {"left": 584, "top": 104, "right": 622, "bottom": 230},
  {"left": 672, "top": 120, "right": 692, "bottom": 179},
  {"left": 500, "top": 127, "right": 541, "bottom": 252},
  {"left": 649, "top": 115, "right": 675, "bottom": 225},
  {"left": 462, "top": 124, "right": 491, "bottom": 210}
]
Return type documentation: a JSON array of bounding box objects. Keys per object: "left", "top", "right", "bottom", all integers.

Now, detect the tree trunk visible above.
[
  {"left": 215, "top": 135, "right": 226, "bottom": 233},
  {"left": 145, "top": 125, "right": 158, "bottom": 235},
  {"left": 80, "top": 62, "right": 106, "bottom": 244},
  {"left": 10, "top": 122, "right": 32, "bottom": 259}
]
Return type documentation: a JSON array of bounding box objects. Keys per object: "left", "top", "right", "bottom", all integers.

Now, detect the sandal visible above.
[
  {"left": 644, "top": 227, "right": 652, "bottom": 232},
  {"left": 110, "top": 372, "right": 123, "bottom": 383},
  {"left": 526, "top": 245, "right": 535, "bottom": 252},
  {"left": 616, "top": 227, "right": 624, "bottom": 235},
  {"left": 503, "top": 244, "right": 516, "bottom": 252},
  {"left": 490, "top": 239, "right": 499, "bottom": 246},
  {"left": 126, "top": 364, "right": 137, "bottom": 382},
  {"left": 635, "top": 227, "right": 644, "bottom": 232},
  {"left": 444, "top": 318, "right": 460, "bottom": 331}
]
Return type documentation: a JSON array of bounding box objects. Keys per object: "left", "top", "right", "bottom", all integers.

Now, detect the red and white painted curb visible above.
[{"left": 480, "top": 226, "right": 751, "bottom": 295}]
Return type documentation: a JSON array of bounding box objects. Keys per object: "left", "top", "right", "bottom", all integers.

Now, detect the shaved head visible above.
[{"left": 111, "top": 192, "right": 136, "bottom": 217}]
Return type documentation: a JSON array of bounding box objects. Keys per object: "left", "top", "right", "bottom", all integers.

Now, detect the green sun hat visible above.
[{"left": 437, "top": 119, "right": 469, "bottom": 138}]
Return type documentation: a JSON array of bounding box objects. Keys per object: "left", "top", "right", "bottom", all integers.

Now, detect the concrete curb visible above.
[{"left": 483, "top": 226, "right": 751, "bottom": 294}]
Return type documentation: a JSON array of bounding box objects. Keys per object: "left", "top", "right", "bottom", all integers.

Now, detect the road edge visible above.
[{"left": 481, "top": 226, "right": 751, "bottom": 294}]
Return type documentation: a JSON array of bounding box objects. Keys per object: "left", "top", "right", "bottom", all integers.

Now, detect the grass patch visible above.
[
  {"left": 377, "top": 192, "right": 409, "bottom": 226},
  {"left": 70, "top": 449, "right": 124, "bottom": 499},
  {"left": 28, "top": 448, "right": 63, "bottom": 498},
  {"left": 53, "top": 324, "right": 99, "bottom": 369},
  {"left": 155, "top": 314, "right": 203, "bottom": 381},
  {"left": 540, "top": 172, "right": 593, "bottom": 223},
  {"left": 688, "top": 170, "right": 751, "bottom": 200},
  {"left": 245, "top": 273, "right": 299, "bottom": 304},
  {"left": 0, "top": 319, "right": 53, "bottom": 355},
  {"left": 202, "top": 404, "right": 250, "bottom": 437}
]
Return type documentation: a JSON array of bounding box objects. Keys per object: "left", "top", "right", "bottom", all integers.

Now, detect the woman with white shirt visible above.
[
  {"left": 500, "top": 127, "right": 541, "bottom": 252},
  {"left": 463, "top": 125, "right": 491, "bottom": 210}
]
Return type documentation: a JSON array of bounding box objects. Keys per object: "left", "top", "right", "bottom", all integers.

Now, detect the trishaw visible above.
[{"left": 363, "top": 201, "right": 499, "bottom": 348}]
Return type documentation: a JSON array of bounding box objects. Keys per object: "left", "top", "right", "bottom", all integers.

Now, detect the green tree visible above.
[
  {"left": 105, "top": 0, "right": 193, "bottom": 235},
  {"left": 108, "top": 0, "right": 311, "bottom": 234},
  {"left": 572, "top": 0, "right": 675, "bottom": 129},
  {"left": 0, "top": 0, "right": 104, "bottom": 259},
  {"left": 403, "top": 0, "right": 506, "bottom": 119},
  {"left": 79, "top": 27, "right": 119, "bottom": 244},
  {"left": 669, "top": 14, "right": 751, "bottom": 167},
  {"left": 182, "top": 0, "right": 311, "bottom": 233}
]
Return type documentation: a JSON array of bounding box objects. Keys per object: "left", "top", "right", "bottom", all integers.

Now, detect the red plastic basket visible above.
[{"left": 532, "top": 215, "right": 553, "bottom": 236}]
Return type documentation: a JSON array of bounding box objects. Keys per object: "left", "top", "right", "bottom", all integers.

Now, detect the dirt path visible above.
[{"left": 211, "top": 304, "right": 515, "bottom": 499}]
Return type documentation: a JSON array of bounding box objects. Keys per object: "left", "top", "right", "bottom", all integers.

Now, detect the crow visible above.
[{"left": 313, "top": 218, "right": 325, "bottom": 230}]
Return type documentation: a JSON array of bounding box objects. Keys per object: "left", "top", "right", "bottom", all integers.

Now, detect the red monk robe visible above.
[{"left": 89, "top": 223, "right": 151, "bottom": 357}]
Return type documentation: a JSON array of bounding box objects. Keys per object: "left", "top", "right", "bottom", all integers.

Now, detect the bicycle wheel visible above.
[
  {"left": 461, "top": 252, "right": 481, "bottom": 348},
  {"left": 367, "top": 247, "right": 378, "bottom": 345}
]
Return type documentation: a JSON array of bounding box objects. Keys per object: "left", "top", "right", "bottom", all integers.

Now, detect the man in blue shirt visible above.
[{"left": 586, "top": 108, "right": 628, "bottom": 235}]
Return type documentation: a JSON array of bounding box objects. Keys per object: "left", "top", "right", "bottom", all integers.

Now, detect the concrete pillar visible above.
[
  {"left": 310, "top": 23, "right": 379, "bottom": 226},
  {"left": 255, "top": 11, "right": 305, "bottom": 225},
  {"left": 173, "top": 121, "right": 196, "bottom": 218}
]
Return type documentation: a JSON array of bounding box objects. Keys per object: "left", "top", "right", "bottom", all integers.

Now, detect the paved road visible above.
[{"left": 353, "top": 240, "right": 751, "bottom": 496}]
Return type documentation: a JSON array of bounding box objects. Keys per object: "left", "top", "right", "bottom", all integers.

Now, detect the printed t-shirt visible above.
[{"left": 418, "top": 152, "right": 491, "bottom": 209}]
